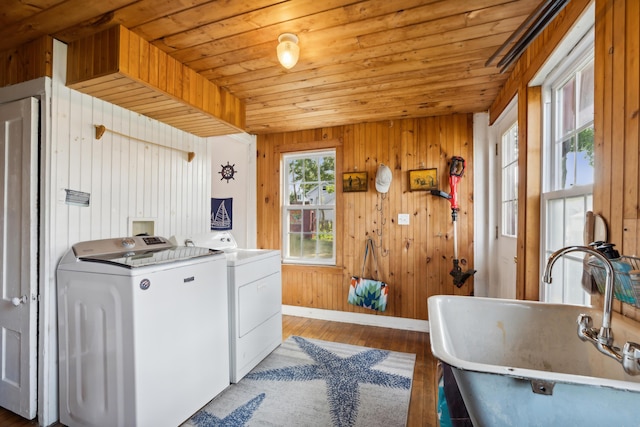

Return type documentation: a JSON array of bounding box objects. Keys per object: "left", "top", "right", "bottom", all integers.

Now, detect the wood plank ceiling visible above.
[{"left": 0, "top": 0, "right": 541, "bottom": 134}]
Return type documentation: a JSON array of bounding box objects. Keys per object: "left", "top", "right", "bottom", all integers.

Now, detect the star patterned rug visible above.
[{"left": 182, "top": 336, "right": 416, "bottom": 427}]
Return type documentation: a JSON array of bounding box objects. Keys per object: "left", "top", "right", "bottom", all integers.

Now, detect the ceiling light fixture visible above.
[{"left": 277, "top": 33, "right": 300, "bottom": 69}]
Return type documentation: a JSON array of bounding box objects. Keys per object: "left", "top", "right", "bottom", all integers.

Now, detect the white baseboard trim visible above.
[{"left": 282, "top": 305, "right": 430, "bottom": 332}]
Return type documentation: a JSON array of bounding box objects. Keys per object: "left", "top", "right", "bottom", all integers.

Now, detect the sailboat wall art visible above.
[{"left": 211, "top": 198, "right": 232, "bottom": 230}]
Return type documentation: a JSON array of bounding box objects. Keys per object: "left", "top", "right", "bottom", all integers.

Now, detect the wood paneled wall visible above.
[
  {"left": 257, "top": 115, "right": 474, "bottom": 321},
  {"left": 0, "top": 35, "right": 52, "bottom": 87},
  {"left": 593, "top": 0, "right": 640, "bottom": 320}
]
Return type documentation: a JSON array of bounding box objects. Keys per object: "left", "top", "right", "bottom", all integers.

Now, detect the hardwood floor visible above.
[{"left": 0, "top": 315, "right": 438, "bottom": 427}]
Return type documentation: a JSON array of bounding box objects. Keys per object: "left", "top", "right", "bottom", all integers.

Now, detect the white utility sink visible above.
[{"left": 428, "top": 295, "right": 640, "bottom": 426}]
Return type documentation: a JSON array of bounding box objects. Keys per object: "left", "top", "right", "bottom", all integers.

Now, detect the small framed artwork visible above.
[
  {"left": 342, "top": 171, "right": 368, "bottom": 192},
  {"left": 409, "top": 168, "right": 438, "bottom": 191}
]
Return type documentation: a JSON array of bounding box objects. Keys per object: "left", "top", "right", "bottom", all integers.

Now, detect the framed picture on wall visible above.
[
  {"left": 409, "top": 168, "right": 438, "bottom": 191},
  {"left": 342, "top": 171, "right": 368, "bottom": 192}
]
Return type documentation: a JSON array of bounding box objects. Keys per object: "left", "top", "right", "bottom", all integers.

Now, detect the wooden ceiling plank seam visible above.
[
  {"left": 65, "top": 74, "right": 127, "bottom": 92},
  {"left": 0, "top": 0, "right": 67, "bottom": 28},
  {"left": 246, "top": 71, "right": 501, "bottom": 112},
  {"left": 0, "top": 0, "right": 135, "bottom": 51},
  {"left": 53, "top": 0, "right": 214, "bottom": 43},
  {"left": 132, "top": 0, "right": 283, "bottom": 44},
  {"left": 121, "top": 98, "right": 177, "bottom": 111},
  {"left": 94, "top": 83, "right": 164, "bottom": 102},
  {"left": 356, "top": 2, "right": 535, "bottom": 48},
  {"left": 86, "top": 82, "right": 150, "bottom": 99},
  {"left": 246, "top": 99, "right": 497, "bottom": 125},
  {"left": 68, "top": 74, "right": 131, "bottom": 93},
  {"left": 248, "top": 103, "right": 484, "bottom": 126},
  {"left": 247, "top": 107, "right": 478, "bottom": 134},
  {"left": 252, "top": 90, "right": 501, "bottom": 114},
  {"left": 246, "top": 87, "right": 500, "bottom": 120}
]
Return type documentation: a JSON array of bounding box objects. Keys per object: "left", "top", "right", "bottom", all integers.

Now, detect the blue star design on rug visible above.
[
  {"left": 245, "top": 336, "right": 411, "bottom": 426},
  {"left": 189, "top": 393, "right": 265, "bottom": 427}
]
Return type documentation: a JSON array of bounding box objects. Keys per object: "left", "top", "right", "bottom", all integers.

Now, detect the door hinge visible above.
[
  {"left": 495, "top": 143, "right": 498, "bottom": 156},
  {"left": 496, "top": 226, "right": 499, "bottom": 239}
]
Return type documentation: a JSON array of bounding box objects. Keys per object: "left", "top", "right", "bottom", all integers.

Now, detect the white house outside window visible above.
[{"left": 282, "top": 150, "right": 336, "bottom": 265}]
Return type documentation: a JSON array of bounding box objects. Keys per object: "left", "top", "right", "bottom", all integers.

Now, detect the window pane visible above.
[
  {"left": 289, "top": 209, "right": 302, "bottom": 232},
  {"left": 502, "top": 124, "right": 518, "bottom": 166},
  {"left": 547, "top": 199, "right": 564, "bottom": 250},
  {"left": 561, "top": 136, "right": 576, "bottom": 189},
  {"left": 287, "top": 233, "right": 301, "bottom": 258},
  {"left": 501, "top": 122, "right": 518, "bottom": 237},
  {"left": 565, "top": 196, "right": 585, "bottom": 246},
  {"left": 565, "top": 257, "right": 588, "bottom": 305},
  {"left": 302, "top": 233, "right": 317, "bottom": 258},
  {"left": 502, "top": 200, "right": 517, "bottom": 237},
  {"left": 575, "top": 127, "right": 594, "bottom": 186},
  {"left": 578, "top": 62, "right": 594, "bottom": 128},
  {"left": 560, "top": 77, "right": 576, "bottom": 136},
  {"left": 545, "top": 259, "right": 564, "bottom": 303}
]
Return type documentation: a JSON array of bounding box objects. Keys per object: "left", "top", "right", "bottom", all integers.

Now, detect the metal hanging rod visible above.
[
  {"left": 486, "top": 0, "right": 569, "bottom": 73},
  {"left": 94, "top": 124, "right": 195, "bottom": 162}
]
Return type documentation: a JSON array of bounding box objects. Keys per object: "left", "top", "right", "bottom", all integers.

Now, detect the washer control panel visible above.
[{"left": 72, "top": 236, "right": 173, "bottom": 258}]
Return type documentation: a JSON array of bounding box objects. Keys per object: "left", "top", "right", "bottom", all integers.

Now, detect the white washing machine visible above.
[
  {"left": 56, "top": 236, "right": 230, "bottom": 427},
  {"left": 188, "top": 231, "right": 282, "bottom": 383}
]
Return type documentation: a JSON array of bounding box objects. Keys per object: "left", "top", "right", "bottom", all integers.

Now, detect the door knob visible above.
[{"left": 11, "top": 296, "right": 26, "bottom": 306}]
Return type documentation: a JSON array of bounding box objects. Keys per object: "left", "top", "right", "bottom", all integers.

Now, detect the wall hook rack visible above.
[{"left": 94, "top": 124, "right": 196, "bottom": 162}]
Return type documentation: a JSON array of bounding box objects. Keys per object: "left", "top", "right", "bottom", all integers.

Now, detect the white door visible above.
[
  {"left": 0, "top": 97, "right": 38, "bottom": 419},
  {"left": 492, "top": 101, "right": 518, "bottom": 299}
]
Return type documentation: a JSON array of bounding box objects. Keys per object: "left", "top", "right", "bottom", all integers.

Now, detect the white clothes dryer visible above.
[{"left": 188, "top": 231, "right": 282, "bottom": 383}]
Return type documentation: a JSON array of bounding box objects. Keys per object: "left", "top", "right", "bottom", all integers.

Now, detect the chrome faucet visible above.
[{"left": 543, "top": 245, "right": 640, "bottom": 376}]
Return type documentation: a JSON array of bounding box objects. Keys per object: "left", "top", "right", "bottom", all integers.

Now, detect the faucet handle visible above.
[
  {"left": 622, "top": 342, "right": 640, "bottom": 376},
  {"left": 576, "top": 314, "right": 596, "bottom": 342}
]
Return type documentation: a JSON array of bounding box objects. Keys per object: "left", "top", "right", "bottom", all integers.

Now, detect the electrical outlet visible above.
[{"left": 398, "top": 213, "right": 410, "bottom": 225}]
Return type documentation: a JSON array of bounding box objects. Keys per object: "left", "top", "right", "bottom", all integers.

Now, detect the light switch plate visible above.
[{"left": 398, "top": 213, "right": 410, "bottom": 225}]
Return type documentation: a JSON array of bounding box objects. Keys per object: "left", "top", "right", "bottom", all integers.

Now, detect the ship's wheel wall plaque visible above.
[{"left": 219, "top": 161, "right": 237, "bottom": 182}]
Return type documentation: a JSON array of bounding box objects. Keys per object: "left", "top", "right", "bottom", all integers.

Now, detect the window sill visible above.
[{"left": 282, "top": 264, "right": 344, "bottom": 275}]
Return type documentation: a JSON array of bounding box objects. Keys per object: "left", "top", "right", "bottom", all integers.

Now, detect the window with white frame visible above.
[
  {"left": 282, "top": 150, "right": 336, "bottom": 264},
  {"left": 502, "top": 122, "right": 518, "bottom": 237},
  {"left": 541, "top": 27, "right": 594, "bottom": 305}
]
